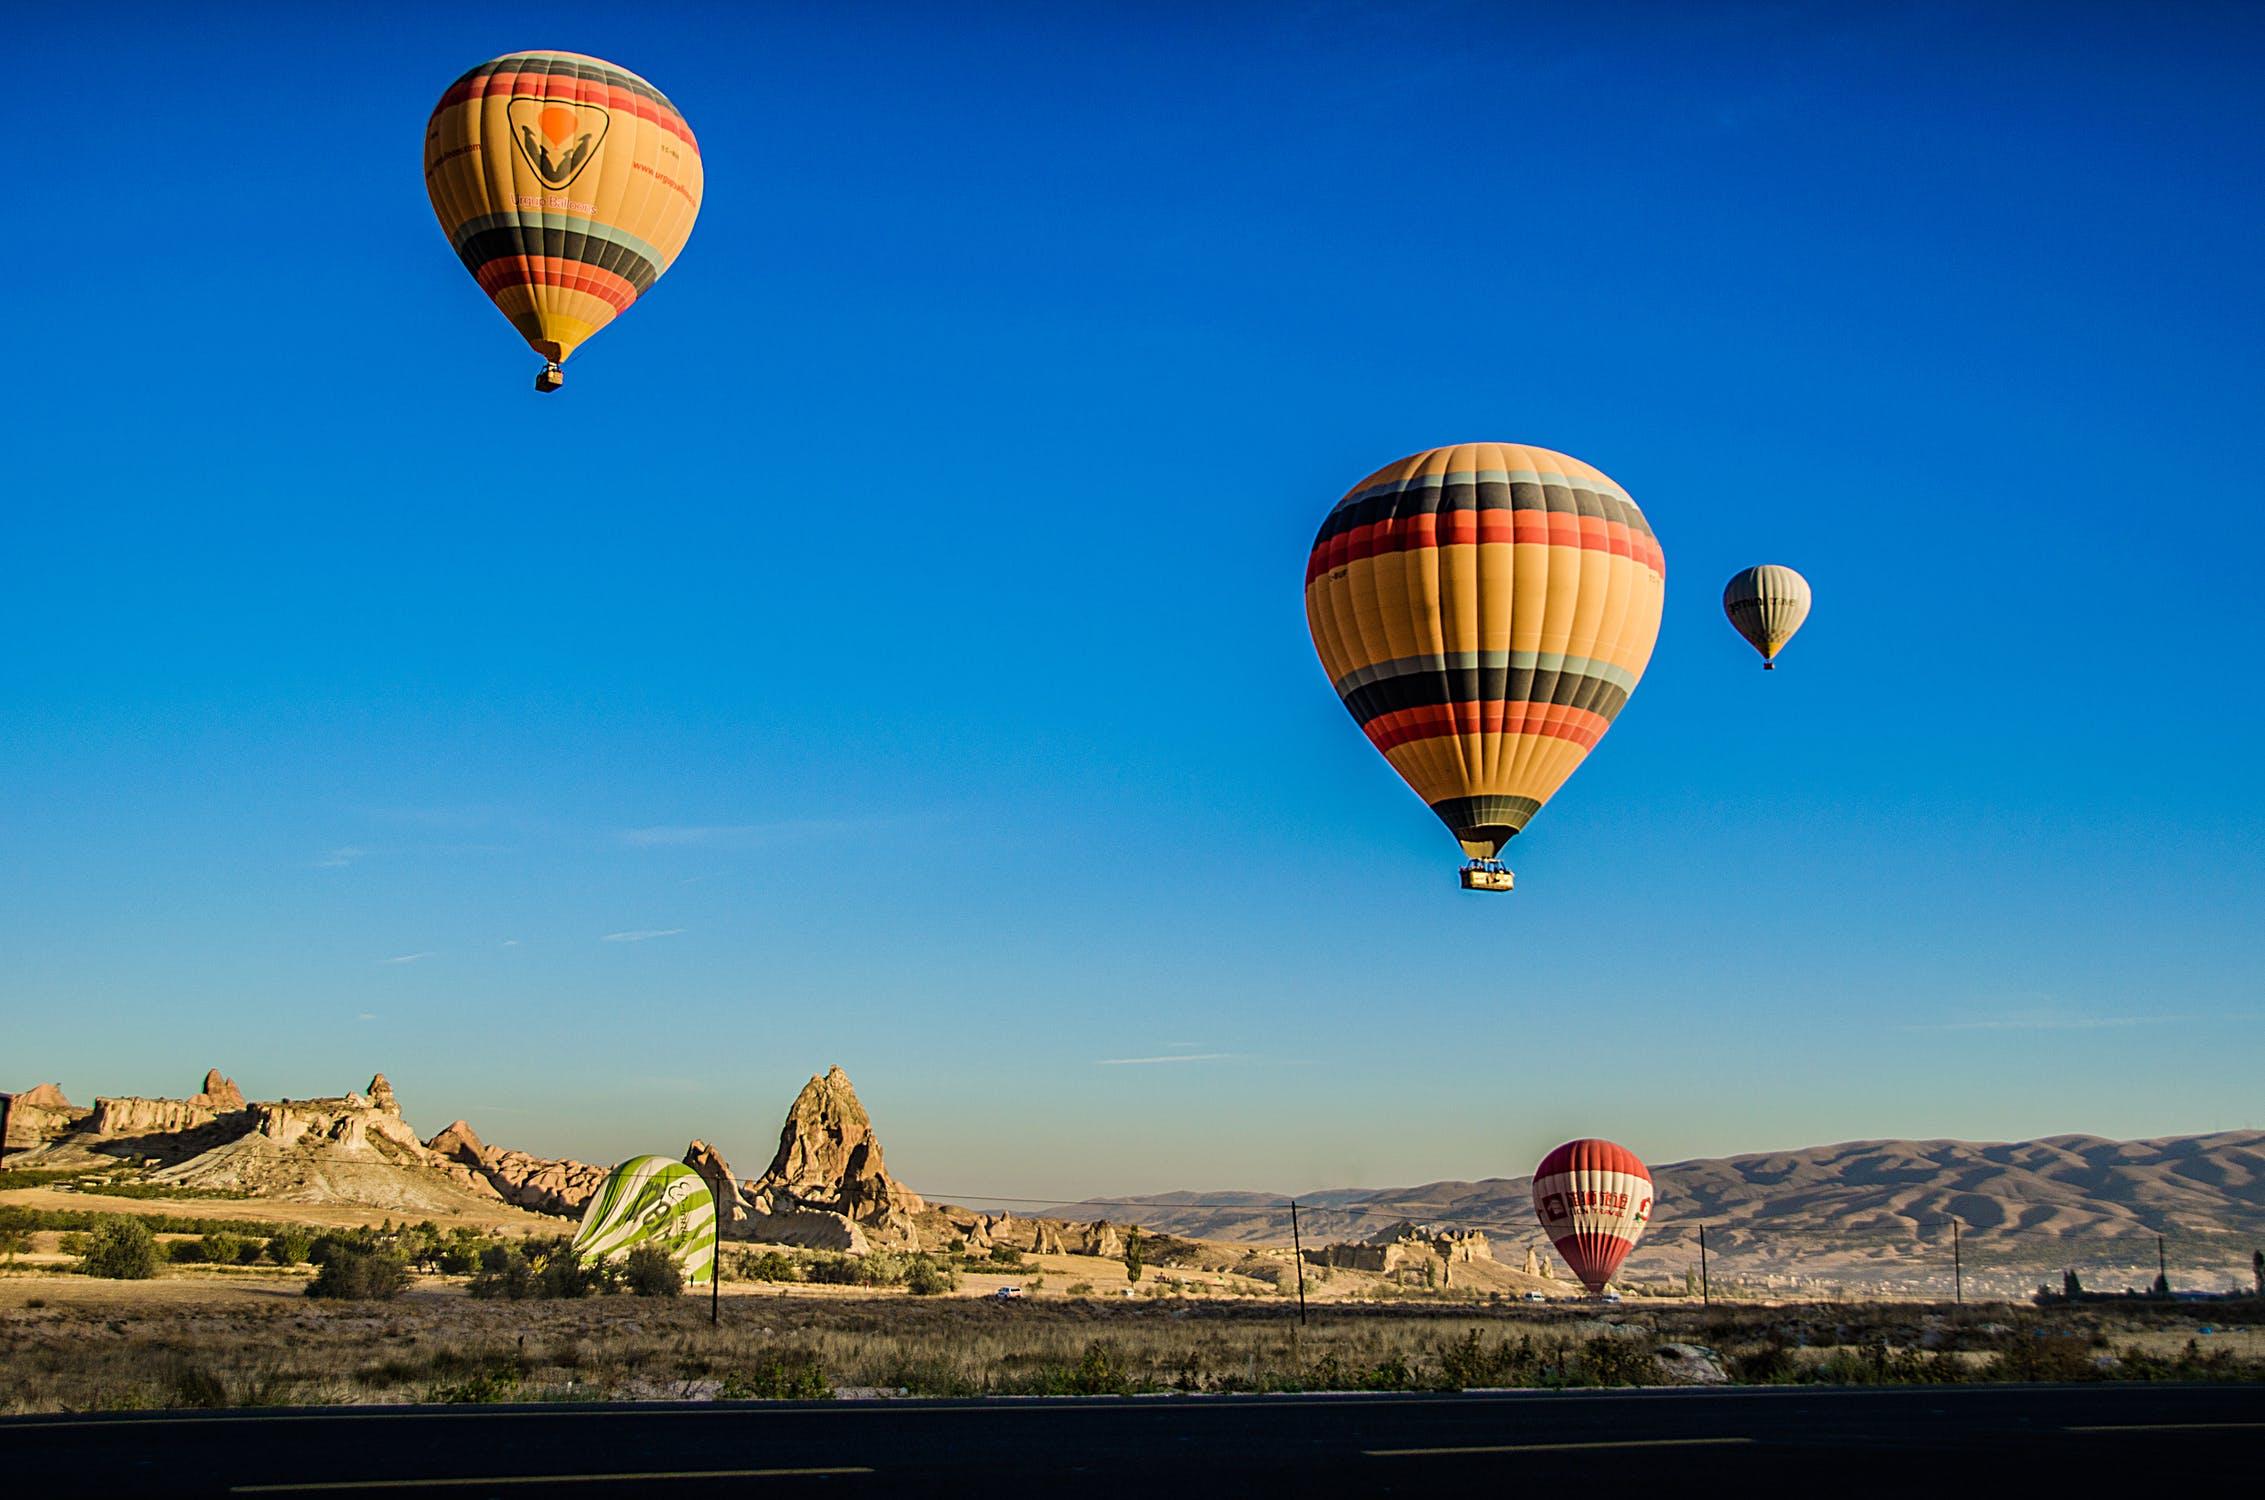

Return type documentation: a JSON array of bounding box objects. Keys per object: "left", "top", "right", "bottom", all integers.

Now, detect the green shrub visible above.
[
  {"left": 305, "top": 1248, "right": 408, "bottom": 1301},
  {"left": 467, "top": 1244, "right": 535, "bottom": 1300},
  {"left": 425, "top": 1362, "right": 525, "bottom": 1404},
  {"left": 467, "top": 1239, "right": 605, "bottom": 1300},
  {"left": 716, "top": 1351, "right": 832, "bottom": 1401},
  {"left": 622, "top": 1245, "right": 683, "bottom": 1298},
  {"left": 266, "top": 1227, "right": 314, "bottom": 1266},
  {"left": 904, "top": 1255, "right": 958, "bottom": 1295},
  {"left": 0, "top": 1226, "right": 29, "bottom": 1264},
  {"left": 80, "top": 1218, "right": 159, "bottom": 1279}
]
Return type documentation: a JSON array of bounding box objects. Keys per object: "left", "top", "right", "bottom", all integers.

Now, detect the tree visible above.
[
  {"left": 306, "top": 1248, "right": 408, "bottom": 1301},
  {"left": 2062, "top": 1268, "right": 2084, "bottom": 1299},
  {"left": 0, "top": 1226, "right": 30, "bottom": 1266},
  {"left": 622, "top": 1245, "right": 683, "bottom": 1298},
  {"left": 904, "top": 1255, "right": 957, "bottom": 1295},
  {"left": 81, "top": 1217, "right": 159, "bottom": 1279},
  {"left": 1123, "top": 1226, "right": 1145, "bottom": 1284},
  {"left": 266, "top": 1226, "right": 315, "bottom": 1266}
]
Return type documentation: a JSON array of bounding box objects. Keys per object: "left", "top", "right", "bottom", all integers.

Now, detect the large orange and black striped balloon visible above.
[
  {"left": 424, "top": 52, "right": 702, "bottom": 384},
  {"left": 1305, "top": 443, "right": 1666, "bottom": 865}
]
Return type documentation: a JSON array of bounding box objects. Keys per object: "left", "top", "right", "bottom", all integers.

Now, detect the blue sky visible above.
[{"left": 5, "top": 3, "right": 2262, "bottom": 1199}]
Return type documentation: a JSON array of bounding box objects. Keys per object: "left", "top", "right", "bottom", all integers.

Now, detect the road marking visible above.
[
  {"left": 230, "top": 1469, "right": 871, "bottom": 1492},
  {"left": 2074, "top": 1432, "right": 2265, "bottom": 1441},
  {"left": 1368, "top": 1437, "right": 1752, "bottom": 1457}
]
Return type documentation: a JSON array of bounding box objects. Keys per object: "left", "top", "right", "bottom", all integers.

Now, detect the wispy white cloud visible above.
[
  {"left": 623, "top": 823, "right": 791, "bottom": 848},
  {"left": 357, "top": 1012, "right": 378, "bottom": 1022},
  {"left": 602, "top": 928, "right": 685, "bottom": 943},
  {"left": 315, "top": 846, "right": 364, "bottom": 868},
  {"left": 620, "top": 817, "right": 892, "bottom": 849},
  {"left": 1097, "top": 1052, "right": 1235, "bottom": 1066},
  {"left": 381, "top": 952, "right": 435, "bottom": 965},
  {"left": 499, "top": 939, "right": 521, "bottom": 948}
]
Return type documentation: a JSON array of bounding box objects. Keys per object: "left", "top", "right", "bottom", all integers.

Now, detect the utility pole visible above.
[
  {"left": 1289, "top": 1201, "right": 1309, "bottom": 1327},
  {"left": 711, "top": 1227, "right": 721, "bottom": 1327},
  {"left": 1952, "top": 1218, "right": 1962, "bottom": 1306},
  {"left": 1698, "top": 1224, "right": 1710, "bottom": 1307}
]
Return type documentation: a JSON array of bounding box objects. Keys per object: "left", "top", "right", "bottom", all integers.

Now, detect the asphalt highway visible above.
[{"left": 3, "top": 1383, "right": 2258, "bottom": 1496}]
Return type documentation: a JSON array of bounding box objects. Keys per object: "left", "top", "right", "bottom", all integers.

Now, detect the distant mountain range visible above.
[{"left": 1050, "top": 1131, "right": 2265, "bottom": 1251}]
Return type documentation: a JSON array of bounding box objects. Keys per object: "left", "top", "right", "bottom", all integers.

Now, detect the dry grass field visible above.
[{"left": 4, "top": 1260, "right": 2259, "bottom": 1414}]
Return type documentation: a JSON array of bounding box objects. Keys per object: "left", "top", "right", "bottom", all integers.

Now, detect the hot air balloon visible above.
[
  {"left": 1722, "top": 564, "right": 1811, "bottom": 669},
  {"left": 1305, "top": 443, "right": 1666, "bottom": 891},
  {"left": 424, "top": 52, "right": 703, "bottom": 392},
  {"left": 1531, "top": 1138, "right": 1654, "bottom": 1295},
  {"left": 572, "top": 1156, "right": 717, "bottom": 1284}
]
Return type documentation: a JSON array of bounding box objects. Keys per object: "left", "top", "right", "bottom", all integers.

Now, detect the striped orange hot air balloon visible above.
[
  {"left": 1532, "top": 1139, "right": 1655, "bottom": 1295},
  {"left": 424, "top": 52, "right": 703, "bottom": 391},
  {"left": 1305, "top": 443, "right": 1666, "bottom": 890}
]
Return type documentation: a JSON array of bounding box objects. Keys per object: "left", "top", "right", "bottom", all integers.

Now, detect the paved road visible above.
[{"left": 2, "top": 1383, "right": 2258, "bottom": 1495}]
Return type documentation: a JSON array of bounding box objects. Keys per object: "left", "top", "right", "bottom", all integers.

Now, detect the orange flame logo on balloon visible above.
[{"left": 505, "top": 98, "right": 610, "bottom": 189}]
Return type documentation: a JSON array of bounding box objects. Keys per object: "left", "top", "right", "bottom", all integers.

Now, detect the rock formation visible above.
[
  {"left": 198, "top": 1070, "right": 247, "bottom": 1111},
  {"left": 423, "top": 1119, "right": 607, "bottom": 1218},
  {"left": 739, "top": 1066, "right": 925, "bottom": 1248},
  {"left": 1, "top": 1083, "right": 90, "bottom": 1155},
  {"left": 683, "top": 1139, "right": 752, "bottom": 1233},
  {"left": 366, "top": 1074, "right": 398, "bottom": 1114}
]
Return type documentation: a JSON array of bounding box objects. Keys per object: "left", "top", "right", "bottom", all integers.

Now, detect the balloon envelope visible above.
[
  {"left": 1532, "top": 1138, "right": 1654, "bottom": 1294},
  {"left": 1722, "top": 564, "right": 1811, "bottom": 667},
  {"left": 424, "top": 52, "right": 703, "bottom": 376},
  {"left": 1305, "top": 443, "right": 1666, "bottom": 861},
  {"left": 572, "top": 1156, "right": 717, "bottom": 1283}
]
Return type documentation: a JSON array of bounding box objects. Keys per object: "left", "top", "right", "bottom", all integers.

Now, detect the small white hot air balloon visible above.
[{"left": 1723, "top": 565, "right": 1811, "bottom": 669}]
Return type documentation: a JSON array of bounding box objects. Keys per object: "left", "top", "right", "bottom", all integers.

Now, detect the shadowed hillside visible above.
[{"left": 1050, "top": 1131, "right": 2265, "bottom": 1245}]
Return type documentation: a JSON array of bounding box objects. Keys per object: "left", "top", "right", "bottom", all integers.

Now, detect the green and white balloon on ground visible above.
[{"left": 571, "top": 1156, "right": 718, "bottom": 1284}]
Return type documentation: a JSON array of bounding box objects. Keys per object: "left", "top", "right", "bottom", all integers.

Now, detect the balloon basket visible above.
[
  {"left": 535, "top": 362, "right": 565, "bottom": 393},
  {"left": 1459, "top": 860, "right": 1515, "bottom": 893}
]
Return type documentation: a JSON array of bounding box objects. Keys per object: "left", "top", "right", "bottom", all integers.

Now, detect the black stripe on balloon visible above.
[
  {"left": 1311, "top": 477, "right": 1656, "bottom": 550},
  {"left": 451, "top": 55, "right": 684, "bottom": 116},
  {"left": 1428, "top": 795, "right": 1543, "bottom": 841},
  {"left": 1339, "top": 666, "right": 1632, "bottom": 728},
  {"left": 453, "top": 228, "right": 660, "bottom": 293}
]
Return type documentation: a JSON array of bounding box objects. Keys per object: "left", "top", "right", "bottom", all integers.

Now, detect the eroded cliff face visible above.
[
  {"left": 1, "top": 1083, "right": 90, "bottom": 1154},
  {"left": 423, "top": 1118, "right": 608, "bottom": 1218}
]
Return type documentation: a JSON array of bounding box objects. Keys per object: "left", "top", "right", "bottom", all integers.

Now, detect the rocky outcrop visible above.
[
  {"left": 684, "top": 1139, "right": 752, "bottom": 1233},
  {"left": 366, "top": 1074, "right": 399, "bottom": 1114},
  {"left": 248, "top": 1091, "right": 425, "bottom": 1156},
  {"left": 91, "top": 1095, "right": 230, "bottom": 1137},
  {"left": 81, "top": 1069, "right": 254, "bottom": 1140},
  {"left": 424, "top": 1119, "right": 606, "bottom": 1217},
  {"left": 2, "top": 1083, "right": 90, "bottom": 1154},
  {"left": 197, "top": 1071, "right": 247, "bottom": 1111},
  {"left": 742, "top": 1067, "right": 925, "bottom": 1246}
]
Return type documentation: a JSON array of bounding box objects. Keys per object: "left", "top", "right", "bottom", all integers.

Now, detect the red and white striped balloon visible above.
[{"left": 1532, "top": 1139, "right": 1654, "bottom": 1294}]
